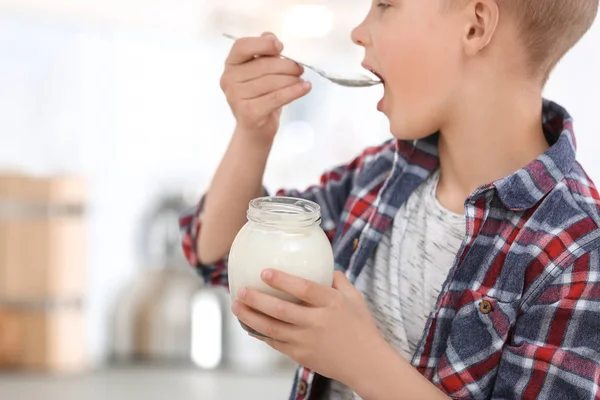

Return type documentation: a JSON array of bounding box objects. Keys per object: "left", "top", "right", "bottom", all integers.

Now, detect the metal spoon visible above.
[{"left": 222, "top": 33, "right": 382, "bottom": 88}]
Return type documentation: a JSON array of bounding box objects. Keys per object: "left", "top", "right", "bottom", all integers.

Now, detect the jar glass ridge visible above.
[{"left": 247, "top": 197, "right": 322, "bottom": 228}]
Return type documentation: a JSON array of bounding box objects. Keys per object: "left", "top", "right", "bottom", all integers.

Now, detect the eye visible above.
[{"left": 376, "top": 0, "right": 392, "bottom": 10}]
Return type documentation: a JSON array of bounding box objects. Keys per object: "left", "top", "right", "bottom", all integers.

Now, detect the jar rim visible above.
[{"left": 248, "top": 196, "right": 321, "bottom": 227}]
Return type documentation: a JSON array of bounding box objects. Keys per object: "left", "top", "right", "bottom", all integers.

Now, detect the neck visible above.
[{"left": 436, "top": 79, "right": 549, "bottom": 214}]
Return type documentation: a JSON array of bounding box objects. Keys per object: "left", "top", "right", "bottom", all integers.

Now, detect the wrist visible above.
[
  {"left": 229, "top": 127, "right": 273, "bottom": 164},
  {"left": 233, "top": 125, "right": 275, "bottom": 151},
  {"left": 345, "top": 337, "right": 392, "bottom": 395},
  {"left": 350, "top": 339, "right": 447, "bottom": 400}
]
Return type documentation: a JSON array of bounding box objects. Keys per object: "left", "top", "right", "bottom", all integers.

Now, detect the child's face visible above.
[{"left": 352, "top": 0, "right": 465, "bottom": 139}]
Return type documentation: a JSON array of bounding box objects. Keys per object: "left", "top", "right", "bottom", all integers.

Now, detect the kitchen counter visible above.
[{"left": 0, "top": 366, "right": 296, "bottom": 400}]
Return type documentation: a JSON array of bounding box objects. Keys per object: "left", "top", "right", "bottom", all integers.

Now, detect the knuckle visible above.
[
  {"left": 291, "top": 63, "right": 304, "bottom": 76},
  {"left": 299, "top": 280, "right": 312, "bottom": 298},
  {"left": 219, "top": 75, "right": 228, "bottom": 91},
  {"left": 274, "top": 302, "right": 287, "bottom": 320},
  {"left": 264, "top": 323, "right": 279, "bottom": 338},
  {"left": 268, "top": 89, "right": 282, "bottom": 104},
  {"left": 243, "top": 290, "right": 255, "bottom": 306},
  {"left": 263, "top": 39, "right": 276, "bottom": 51},
  {"left": 280, "top": 60, "right": 301, "bottom": 75}
]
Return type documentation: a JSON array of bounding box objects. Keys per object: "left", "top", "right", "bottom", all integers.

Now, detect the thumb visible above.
[
  {"left": 261, "top": 31, "right": 277, "bottom": 38},
  {"left": 332, "top": 270, "right": 354, "bottom": 293}
]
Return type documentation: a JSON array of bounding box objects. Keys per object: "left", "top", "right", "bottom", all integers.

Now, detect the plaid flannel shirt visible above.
[{"left": 180, "top": 100, "right": 600, "bottom": 399}]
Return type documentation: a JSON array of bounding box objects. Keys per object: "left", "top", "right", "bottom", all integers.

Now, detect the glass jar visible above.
[{"left": 228, "top": 196, "right": 335, "bottom": 307}]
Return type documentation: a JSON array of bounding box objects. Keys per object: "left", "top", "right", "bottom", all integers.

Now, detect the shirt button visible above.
[
  {"left": 352, "top": 238, "right": 359, "bottom": 251},
  {"left": 298, "top": 381, "right": 308, "bottom": 396},
  {"left": 479, "top": 300, "right": 493, "bottom": 314}
]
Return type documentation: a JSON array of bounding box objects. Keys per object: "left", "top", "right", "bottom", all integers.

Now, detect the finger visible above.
[
  {"left": 248, "top": 333, "right": 266, "bottom": 342},
  {"left": 232, "top": 301, "right": 296, "bottom": 342},
  {"left": 226, "top": 36, "right": 283, "bottom": 65},
  {"left": 332, "top": 270, "right": 355, "bottom": 293},
  {"left": 263, "top": 337, "right": 292, "bottom": 357},
  {"left": 238, "top": 287, "right": 309, "bottom": 326},
  {"left": 249, "top": 80, "right": 311, "bottom": 117},
  {"left": 232, "top": 57, "right": 304, "bottom": 83},
  {"left": 238, "top": 74, "right": 302, "bottom": 99},
  {"left": 262, "top": 269, "right": 334, "bottom": 307}
]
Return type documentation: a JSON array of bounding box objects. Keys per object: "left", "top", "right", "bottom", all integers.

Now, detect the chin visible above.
[{"left": 388, "top": 115, "right": 438, "bottom": 141}]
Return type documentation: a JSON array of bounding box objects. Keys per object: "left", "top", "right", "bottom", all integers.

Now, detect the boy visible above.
[{"left": 180, "top": 0, "right": 600, "bottom": 398}]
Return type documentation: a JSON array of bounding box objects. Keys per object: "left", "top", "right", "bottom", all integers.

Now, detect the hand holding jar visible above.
[{"left": 228, "top": 197, "right": 387, "bottom": 388}]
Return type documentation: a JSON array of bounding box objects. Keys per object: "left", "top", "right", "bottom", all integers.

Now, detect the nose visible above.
[{"left": 351, "top": 18, "right": 370, "bottom": 47}]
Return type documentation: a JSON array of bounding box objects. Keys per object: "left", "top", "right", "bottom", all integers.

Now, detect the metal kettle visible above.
[{"left": 110, "top": 194, "right": 225, "bottom": 367}]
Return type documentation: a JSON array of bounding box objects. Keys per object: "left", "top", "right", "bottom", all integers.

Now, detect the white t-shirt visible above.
[{"left": 327, "top": 170, "right": 466, "bottom": 399}]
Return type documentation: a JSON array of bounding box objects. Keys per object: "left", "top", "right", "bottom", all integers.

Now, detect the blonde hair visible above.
[
  {"left": 451, "top": 0, "right": 599, "bottom": 81},
  {"left": 504, "top": 0, "right": 598, "bottom": 79}
]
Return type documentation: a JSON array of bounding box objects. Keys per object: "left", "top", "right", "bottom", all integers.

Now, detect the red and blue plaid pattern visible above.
[{"left": 180, "top": 100, "right": 600, "bottom": 399}]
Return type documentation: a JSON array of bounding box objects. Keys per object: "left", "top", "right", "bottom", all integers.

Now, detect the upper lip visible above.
[{"left": 361, "top": 62, "right": 384, "bottom": 82}]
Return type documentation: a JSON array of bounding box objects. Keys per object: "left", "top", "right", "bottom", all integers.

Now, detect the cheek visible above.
[
  {"left": 385, "top": 30, "right": 459, "bottom": 95},
  {"left": 379, "top": 30, "right": 462, "bottom": 137}
]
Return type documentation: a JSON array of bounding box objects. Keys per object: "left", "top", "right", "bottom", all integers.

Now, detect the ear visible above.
[{"left": 463, "top": 0, "right": 500, "bottom": 56}]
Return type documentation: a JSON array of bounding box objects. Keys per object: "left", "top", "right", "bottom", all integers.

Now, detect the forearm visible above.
[
  {"left": 352, "top": 341, "right": 448, "bottom": 400},
  {"left": 198, "top": 128, "right": 271, "bottom": 264}
]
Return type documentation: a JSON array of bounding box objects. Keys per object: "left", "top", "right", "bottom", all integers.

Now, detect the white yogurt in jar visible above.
[{"left": 228, "top": 196, "right": 334, "bottom": 304}]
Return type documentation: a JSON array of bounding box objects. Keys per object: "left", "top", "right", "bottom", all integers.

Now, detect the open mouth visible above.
[
  {"left": 361, "top": 63, "right": 386, "bottom": 111},
  {"left": 370, "top": 70, "right": 385, "bottom": 84},
  {"left": 362, "top": 64, "right": 385, "bottom": 84}
]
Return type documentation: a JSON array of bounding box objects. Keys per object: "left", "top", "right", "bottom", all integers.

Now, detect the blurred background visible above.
[{"left": 0, "top": 0, "right": 597, "bottom": 399}]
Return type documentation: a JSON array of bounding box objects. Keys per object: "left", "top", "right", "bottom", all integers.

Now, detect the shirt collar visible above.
[
  {"left": 395, "top": 99, "right": 577, "bottom": 211},
  {"left": 492, "top": 100, "right": 576, "bottom": 210}
]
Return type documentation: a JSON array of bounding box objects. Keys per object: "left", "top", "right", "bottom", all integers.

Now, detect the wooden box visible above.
[
  {"left": 0, "top": 173, "right": 87, "bottom": 301},
  {"left": 0, "top": 173, "right": 88, "bottom": 372},
  {"left": 0, "top": 307, "right": 21, "bottom": 366},
  {"left": 0, "top": 306, "right": 87, "bottom": 373}
]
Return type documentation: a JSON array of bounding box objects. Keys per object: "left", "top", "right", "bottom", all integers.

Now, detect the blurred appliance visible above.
[
  {"left": 110, "top": 194, "right": 226, "bottom": 367},
  {"left": 110, "top": 193, "right": 290, "bottom": 372},
  {"left": 0, "top": 173, "right": 88, "bottom": 373}
]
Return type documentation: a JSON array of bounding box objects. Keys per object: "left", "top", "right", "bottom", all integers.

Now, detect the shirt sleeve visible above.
[
  {"left": 178, "top": 144, "right": 388, "bottom": 288},
  {"left": 491, "top": 246, "right": 600, "bottom": 399}
]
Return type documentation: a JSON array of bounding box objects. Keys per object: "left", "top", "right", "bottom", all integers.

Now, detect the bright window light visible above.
[{"left": 282, "top": 4, "right": 334, "bottom": 39}]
